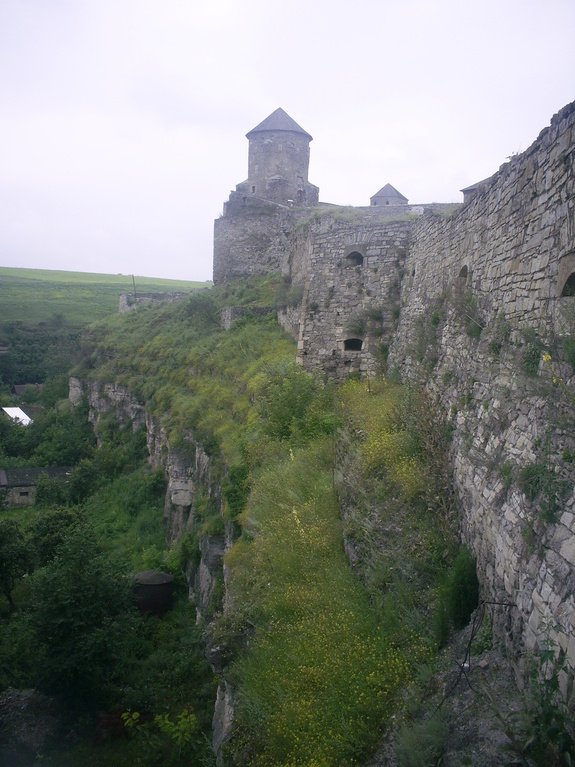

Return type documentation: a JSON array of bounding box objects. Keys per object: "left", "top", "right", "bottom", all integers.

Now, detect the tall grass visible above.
[{"left": 221, "top": 439, "right": 431, "bottom": 766}]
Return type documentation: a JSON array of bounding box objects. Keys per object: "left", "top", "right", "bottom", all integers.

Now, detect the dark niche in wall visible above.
[
  {"left": 346, "top": 251, "right": 364, "bottom": 267},
  {"left": 344, "top": 338, "right": 363, "bottom": 351},
  {"left": 560, "top": 272, "right": 575, "bottom": 297}
]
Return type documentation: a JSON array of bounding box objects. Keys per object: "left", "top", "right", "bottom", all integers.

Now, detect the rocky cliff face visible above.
[{"left": 69, "top": 376, "right": 234, "bottom": 751}]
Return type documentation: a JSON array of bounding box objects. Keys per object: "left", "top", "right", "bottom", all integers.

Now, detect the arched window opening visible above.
[
  {"left": 459, "top": 265, "right": 468, "bottom": 280},
  {"left": 561, "top": 272, "right": 575, "bottom": 297},
  {"left": 346, "top": 252, "right": 364, "bottom": 267},
  {"left": 344, "top": 338, "right": 363, "bottom": 351}
]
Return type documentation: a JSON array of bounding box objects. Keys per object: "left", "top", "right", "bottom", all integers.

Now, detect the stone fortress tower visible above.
[
  {"left": 214, "top": 107, "right": 428, "bottom": 377},
  {"left": 214, "top": 108, "right": 323, "bottom": 285},
  {"left": 232, "top": 108, "right": 319, "bottom": 207}
]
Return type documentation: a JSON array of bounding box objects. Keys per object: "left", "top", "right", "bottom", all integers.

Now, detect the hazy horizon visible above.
[{"left": 1, "top": 0, "right": 573, "bottom": 281}]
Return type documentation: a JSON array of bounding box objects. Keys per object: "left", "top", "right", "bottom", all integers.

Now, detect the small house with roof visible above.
[
  {"left": 370, "top": 184, "right": 408, "bottom": 207},
  {"left": 0, "top": 467, "right": 71, "bottom": 508},
  {"left": 2, "top": 407, "right": 33, "bottom": 426},
  {"left": 460, "top": 178, "right": 491, "bottom": 204}
]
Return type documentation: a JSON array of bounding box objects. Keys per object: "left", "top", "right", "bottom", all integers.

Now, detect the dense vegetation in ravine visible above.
[{"left": 1, "top": 273, "right": 481, "bottom": 766}]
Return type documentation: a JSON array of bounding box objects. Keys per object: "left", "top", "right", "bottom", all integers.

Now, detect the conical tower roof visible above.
[{"left": 246, "top": 108, "right": 313, "bottom": 140}]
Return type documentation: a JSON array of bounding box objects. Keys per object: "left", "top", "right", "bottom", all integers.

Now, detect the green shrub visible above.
[
  {"left": 435, "top": 547, "right": 479, "bottom": 643},
  {"left": 34, "top": 473, "right": 70, "bottom": 507},
  {"left": 258, "top": 362, "right": 320, "bottom": 441},
  {"left": 30, "top": 507, "right": 82, "bottom": 568},
  {"left": 520, "top": 329, "right": 545, "bottom": 376},
  {"left": 518, "top": 461, "right": 566, "bottom": 522},
  {"left": 394, "top": 714, "right": 448, "bottom": 767},
  {"left": 498, "top": 461, "right": 513, "bottom": 489},
  {"left": 0, "top": 519, "right": 28, "bottom": 609},
  {"left": 223, "top": 464, "right": 250, "bottom": 520},
  {"left": 471, "top": 618, "right": 493, "bottom": 656},
  {"left": 202, "top": 514, "right": 225, "bottom": 537},
  {"left": 466, "top": 317, "right": 483, "bottom": 339},
  {"left": 519, "top": 462, "right": 552, "bottom": 501},
  {"left": 446, "top": 547, "right": 479, "bottom": 630},
  {"left": 432, "top": 597, "right": 450, "bottom": 648},
  {"left": 455, "top": 291, "right": 483, "bottom": 339},
  {"left": 20, "top": 522, "right": 141, "bottom": 711}
]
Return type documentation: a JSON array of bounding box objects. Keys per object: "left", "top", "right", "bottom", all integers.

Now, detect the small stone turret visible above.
[
  {"left": 234, "top": 108, "right": 319, "bottom": 206},
  {"left": 370, "top": 183, "right": 408, "bottom": 206}
]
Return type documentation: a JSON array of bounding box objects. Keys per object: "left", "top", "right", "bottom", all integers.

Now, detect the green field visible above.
[{"left": 0, "top": 266, "right": 211, "bottom": 325}]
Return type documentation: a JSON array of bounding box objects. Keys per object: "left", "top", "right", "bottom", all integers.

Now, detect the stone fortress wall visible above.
[
  {"left": 214, "top": 101, "right": 575, "bottom": 696},
  {"left": 389, "top": 100, "right": 575, "bottom": 697}
]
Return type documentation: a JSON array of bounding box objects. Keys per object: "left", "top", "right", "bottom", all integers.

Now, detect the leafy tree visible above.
[
  {"left": 0, "top": 519, "right": 28, "bottom": 609},
  {"left": 28, "top": 404, "right": 95, "bottom": 466},
  {"left": 0, "top": 415, "right": 32, "bottom": 463},
  {"left": 23, "top": 521, "right": 141, "bottom": 710},
  {"left": 34, "top": 473, "right": 70, "bottom": 507},
  {"left": 68, "top": 457, "right": 100, "bottom": 503},
  {"left": 223, "top": 463, "right": 250, "bottom": 520},
  {"left": 0, "top": 401, "right": 95, "bottom": 466},
  {"left": 29, "top": 507, "right": 80, "bottom": 568},
  {"left": 40, "top": 373, "right": 71, "bottom": 408}
]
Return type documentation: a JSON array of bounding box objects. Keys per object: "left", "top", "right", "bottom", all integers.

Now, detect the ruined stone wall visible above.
[
  {"left": 213, "top": 99, "right": 575, "bottom": 696},
  {"left": 119, "top": 291, "right": 190, "bottom": 313},
  {"left": 291, "top": 210, "right": 414, "bottom": 380},
  {"left": 388, "top": 100, "right": 575, "bottom": 696},
  {"left": 213, "top": 196, "right": 308, "bottom": 285}
]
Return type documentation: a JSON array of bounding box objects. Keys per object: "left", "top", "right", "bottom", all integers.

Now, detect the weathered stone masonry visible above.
[
  {"left": 388, "top": 100, "right": 575, "bottom": 697},
  {"left": 214, "top": 102, "right": 575, "bottom": 697},
  {"left": 292, "top": 211, "right": 414, "bottom": 380}
]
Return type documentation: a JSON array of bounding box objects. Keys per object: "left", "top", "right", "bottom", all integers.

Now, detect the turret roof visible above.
[
  {"left": 371, "top": 183, "right": 408, "bottom": 201},
  {"left": 246, "top": 108, "right": 313, "bottom": 140}
]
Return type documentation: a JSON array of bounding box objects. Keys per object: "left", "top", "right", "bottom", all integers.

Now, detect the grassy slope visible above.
[
  {"left": 82, "top": 281, "right": 458, "bottom": 765},
  {"left": 0, "top": 266, "right": 210, "bottom": 325}
]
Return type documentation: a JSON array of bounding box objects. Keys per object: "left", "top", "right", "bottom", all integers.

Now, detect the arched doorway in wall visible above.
[
  {"left": 346, "top": 251, "right": 364, "bottom": 267},
  {"left": 454, "top": 264, "right": 469, "bottom": 299},
  {"left": 560, "top": 272, "right": 575, "bottom": 297},
  {"left": 557, "top": 252, "right": 575, "bottom": 297},
  {"left": 344, "top": 244, "right": 366, "bottom": 268}
]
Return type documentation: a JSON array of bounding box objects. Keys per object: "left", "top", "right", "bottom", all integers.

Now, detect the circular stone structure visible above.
[{"left": 134, "top": 570, "right": 174, "bottom": 617}]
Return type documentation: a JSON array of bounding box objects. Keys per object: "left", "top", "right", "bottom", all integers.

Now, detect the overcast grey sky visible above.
[{"left": 1, "top": 0, "right": 573, "bottom": 282}]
